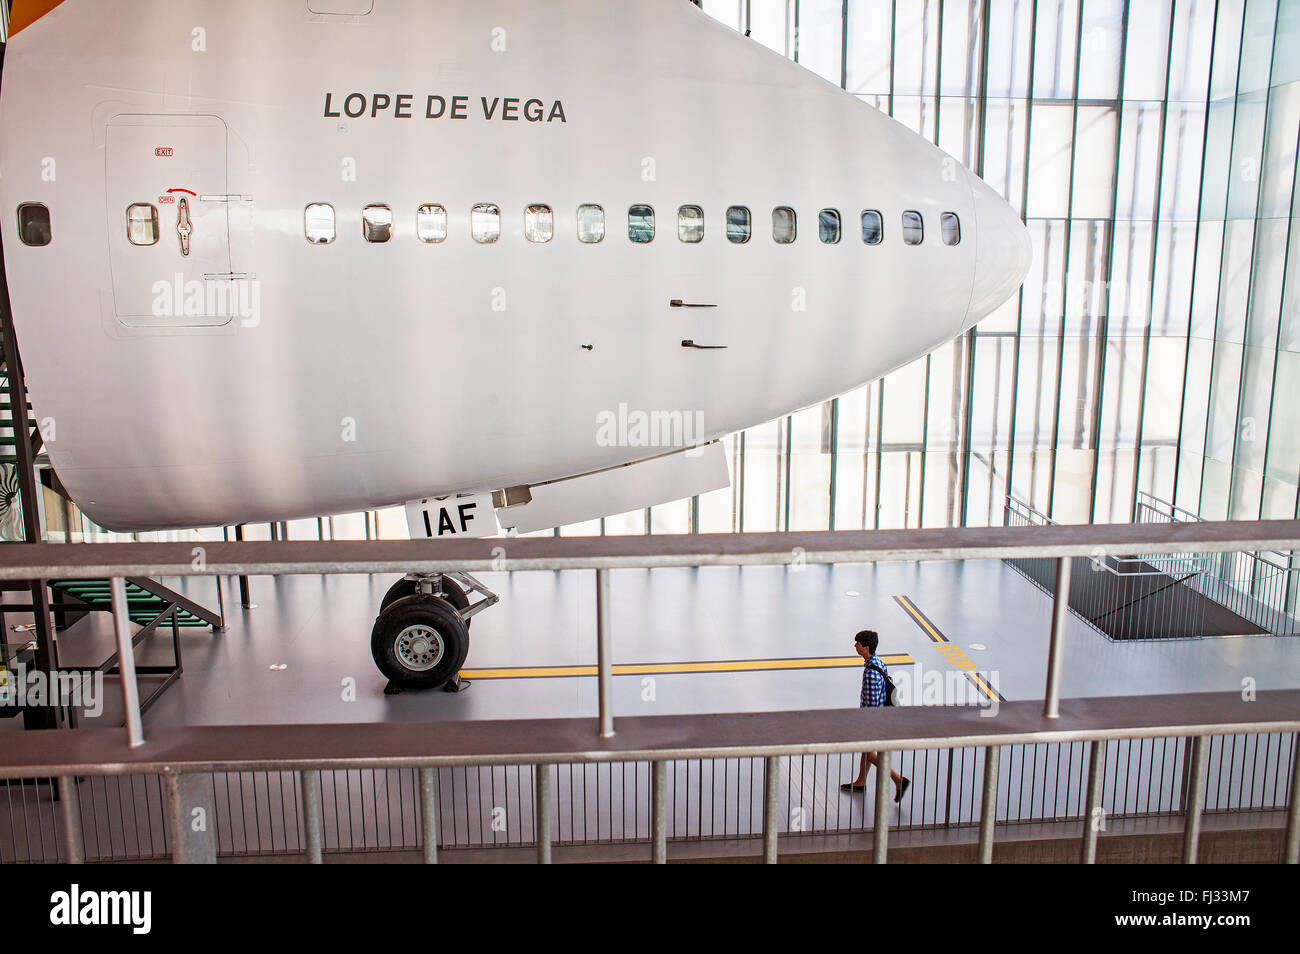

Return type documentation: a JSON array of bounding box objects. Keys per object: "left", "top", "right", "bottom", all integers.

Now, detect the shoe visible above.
[
  {"left": 894, "top": 777, "right": 910, "bottom": 803},
  {"left": 840, "top": 782, "right": 865, "bottom": 792}
]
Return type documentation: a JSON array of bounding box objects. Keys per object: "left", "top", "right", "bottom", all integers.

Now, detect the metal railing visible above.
[
  {"left": 1004, "top": 496, "right": 1299, "bottom": 639},
  {"left": 1137, "top": 493, "right": 1300, "bottom": 637},
  {"left": 0, "top": 520, "right": 1298, "bottom": 863}
]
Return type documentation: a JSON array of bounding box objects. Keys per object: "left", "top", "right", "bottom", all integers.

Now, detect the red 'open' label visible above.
[{"left": 159, "top": 195, "right": 176, "bottom": 205}]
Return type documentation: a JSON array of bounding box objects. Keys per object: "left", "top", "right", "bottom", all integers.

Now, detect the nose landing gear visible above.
[{"left": 371, "top": 572, "right": 499, "bottom": 693}]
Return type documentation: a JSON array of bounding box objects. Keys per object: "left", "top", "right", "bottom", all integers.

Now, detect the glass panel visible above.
[
  {"left": 362, "top": 204, "right": 392, "bottom": 243},
  {"left": 772, "top": 207, "right": 797, "bottom": 244},
  {"left": 17, "top": 203, "right": 51, "bottom": 246},
  {"left": 726, "top": 206, "right": 751, "bottom": 243},
  {"left": 525, "top": 204, "right": 554, "bottom": 243},
  {"left": 818, "top": 209, "right": 841, "bottom": 244},
  {"left": 628, "top": 204, "right": 655, "bottom": 243},
  {"left": 940, "top": 212, "right": 960, "bottom": 245},
  {"left": 416, "top": 204, "right": 447, "bottom": 243},
  {"left": 126, "top": 203, "right": 160, "bottom": 246},
  {"left": 677, "top": 205, "right": 704, "bottom": 243},
  {"left": 902, "top": 210, "right": 923, "bottom": 245},
  {"left": 577, "top": 204, "right": 605, "bottom": 243},
  {"left": 471, "top": 203, "right": 501, "bottom": 243},
  {"left": 861, "top": 210, "right": 883, "bottom": 244}
]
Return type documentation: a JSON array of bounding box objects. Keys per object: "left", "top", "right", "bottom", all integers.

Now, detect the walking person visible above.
[{"left": 840, "top": 629, "right": 910, "bottom": 801}]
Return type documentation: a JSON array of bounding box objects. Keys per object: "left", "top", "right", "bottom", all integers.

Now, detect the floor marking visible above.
[
  {"left": 891, "top": 595, "right": 1005, "bottom": 703},
  {"left": 459, "top": 653, "right": 915, "bottom": 681}
]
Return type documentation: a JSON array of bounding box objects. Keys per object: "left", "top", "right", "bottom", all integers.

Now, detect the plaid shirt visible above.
[{"left": 860, "top": 657, "right": 888, "bottom": 708}]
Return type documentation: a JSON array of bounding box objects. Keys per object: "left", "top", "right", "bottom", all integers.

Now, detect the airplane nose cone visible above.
[{"left": 964, "top": 170, "right": 1033, "bottom": 329}]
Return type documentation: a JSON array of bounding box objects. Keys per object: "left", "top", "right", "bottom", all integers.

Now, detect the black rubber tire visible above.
[
  {"left": 371, "top": 595, "right": 470, "bottom": 690},
  {"left": 380, "top": 576, "right": 470, "bottom": 623}
]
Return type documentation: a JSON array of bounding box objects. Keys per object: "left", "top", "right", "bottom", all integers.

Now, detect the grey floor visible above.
[{"left": 22, "top": 558, "right": 1297, "bottom": 728}]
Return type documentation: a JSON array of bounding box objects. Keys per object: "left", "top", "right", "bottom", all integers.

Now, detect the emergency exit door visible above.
[{"left": 105, "top": 114, "right": 234, "bottom": 326}]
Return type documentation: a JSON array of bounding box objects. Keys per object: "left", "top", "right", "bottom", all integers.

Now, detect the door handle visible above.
[
  {"left": 670, "top": 299, "right": 718, "bottom": 308},
  {"left": 176, "top": 197, "right": 192, "bottom": 257},
  {"left": 681, "top": 340, "right": 727, "bottom": 350}
]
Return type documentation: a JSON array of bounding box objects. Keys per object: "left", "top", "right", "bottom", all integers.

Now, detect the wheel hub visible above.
[{"left": 394, "top": 624, "right": 445, "bottom": 671}]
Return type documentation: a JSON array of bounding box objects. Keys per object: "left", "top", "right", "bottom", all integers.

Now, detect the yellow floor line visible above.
[{"left": 460, "top": 653, "right": 915, "bottom": 681}]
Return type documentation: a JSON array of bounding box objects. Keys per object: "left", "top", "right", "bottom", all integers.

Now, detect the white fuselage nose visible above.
[{"left": 0, "top": 0, "right": 1031, "bottom": 531}]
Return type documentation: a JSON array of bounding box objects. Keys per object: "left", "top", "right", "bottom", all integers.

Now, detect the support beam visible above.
[
  {"left": 1044, "top": 556, "right": 1072, "bottom": 718},
  {"left": 595, "top": 567, "right": 614, "bottom": 738},
  {"left": 1182, "top": 735, "right": 1208, "bottom": 864},
  {"left": 301, "top": 769, "right": 323, "bottom": 864},
  {"left": 1081, "top": 739, "right": 1106, "bottom": 864},
  {"left": 419, "top": 767, "right": 438, "bottom": 864},
  {"left": 109, "top": 576, "right": 145, "bottom": 747},
  {"left": 763, "top": 755, "right": 779, "bottom": 863},
  {"left": 651, "top": 759, "right": 667, "bottom": 864},
  {"left": 535, "top": 764, "right": 552, "bottom": 864},
  {"left": 57, "top": 775, "right": 84, "bottom": 864},
  {"left": 164, "top": 772, "right": 217, "bottom": 864},
  {"left": 873, "top": 749, "right": 891, "bottom": 864},
  {"left": 978, "top": 744, "right": 1000, "bottom": 863}
]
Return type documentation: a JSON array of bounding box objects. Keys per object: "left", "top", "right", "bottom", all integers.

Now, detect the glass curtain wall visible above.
[{"left": 684, "top": 0, "right": 1300, "bottom": 535}]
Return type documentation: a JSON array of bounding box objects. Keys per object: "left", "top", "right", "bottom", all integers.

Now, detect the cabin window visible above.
[
  {"left": 577, "top": 204, "right": 605, "bottom": 243},
  {"left": 17, "top": 203, "right": 51, "bottom": 247},
  {"left": 726, "top": 206, "right": 751, "bottom": 244},
  {"left": 772, "top": 207, "right": 796, "bottom": 244},
  {"left": 525, "top": 204, "right": 554, "bottom": 243},
  {"left": 416, "top": 204, "right": 447, "bottom": 243},
  {"left": 861, "top": 210, "right": 883, "bottom": 245},
  {"left": 471, "top": 203, "right": 501, "bottom": 243},
  {"left": 678, "top": 205, "right": 704, "bottom": 243},
  {"left": 819, "top": 209, "right": 841, "bottom": 244},
  {"left": 902, "top": 210, "right": 924, "bottom": 245},
  {"left": 362, "top": 204, "right": 392, "bottom": 243},
  {"left": 126, "top": 203, "right": 160, "bottom": 246},
  {"left": 940, "top": 212, "right": 961, "bottom": 246},
  {"left": 628, "top": 205, "right": 655, "bottom": 243},
  {"left": 305, "top": 203, "right": 336, "bottom": 244}
]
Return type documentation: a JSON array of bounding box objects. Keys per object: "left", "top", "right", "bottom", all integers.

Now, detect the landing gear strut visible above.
[{"left": 371, "top": 572, "right": 499, "bottom": 693}]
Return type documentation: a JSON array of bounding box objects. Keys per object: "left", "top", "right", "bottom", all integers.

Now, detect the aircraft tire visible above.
[
  {"left": 371, "top": 594, "right": 470, "bottom": 690},
  {"left": 380, "top": 575, "right": 471, "bottom": 623}
]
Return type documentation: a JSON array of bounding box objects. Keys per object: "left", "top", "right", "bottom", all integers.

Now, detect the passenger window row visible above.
[
  {"left": 51, "top": 200, "right": 959, "bottom": 251},
  {"left": 298, "top": 203, "right": 962, "bottom": 248}
]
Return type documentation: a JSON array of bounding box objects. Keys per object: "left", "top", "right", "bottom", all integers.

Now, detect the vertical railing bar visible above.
[
  {"left": 873, "top": 750, "right": 891, "bottom": 864},
  {"left": 418, "top": 767, "right": 438, "bottom": 864},
  {"left": 535, "top": 764, "right": 552, "bottom": 864},
  {"left": 652, "top": 760, "right": 667, "bottom": 863},
  {"left": 57, "top": 775, "right": 83, "bottom": 864},
  {"left": 1182, "top": 735, "right": 1209, "bottom": 864},
  {"left": 1044, "top": 556, "right": 1071, "bottom": 718},
  {"left": 300, "top": 769, "right": 322, "bottom": 864},
  {"left": 978, "top": 745, "right": 999, "bottom": 864},
  {"left": 1284, "top": 733, "right": 1300, "bottom": 864},
  {"left": 763, "top": 755, "right": 779, "bottom": 864},
  {"left": 1081, "top": 739, "right": 1106, "bottom": 864}
]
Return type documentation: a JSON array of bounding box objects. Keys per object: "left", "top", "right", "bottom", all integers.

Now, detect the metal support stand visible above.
[
  {"left": 1081, "top": 739, "right": 1106, "bottom": 863},
  {"left": 1044, "top": 556, "right": 1071, "bottom": 718},
  {"left": 978, "top": 745, "right": 999, "bottom": 863},
  {"left": 651, "top": 760, "right": 667, "bottom": 864},
  {"left": 419, "top": 767, "right": 439, "bottom": 864},
  {"left": 596, "top": 567, "right": 614, "bottom": 738},
  {"left": 873, "top": 750, "right": 891, "bottom": 864},
  {"left": 301, "top": 769, "right": 323, "bottom": 864},
  {"left": 58, "top": 775, "right": 84, "bottom": 864},
  {"left": 763, "top": 755, "right": 779, "bottom": 863},
  {"left": 1182, "top": 734, "right": 1208, "bottom": 864},
  {"left": 535, "top": 764, "right": 552, "bottom": 864},
  {"left": 109, "top": 576, "right": 145, "bottom": 747},
  {"left": 164, "top": 772, "right": 217, "bottom": 863}
]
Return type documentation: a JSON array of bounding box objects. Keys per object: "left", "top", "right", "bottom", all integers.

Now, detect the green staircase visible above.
[{"left": 49, "top": 579, "right": 212, "bottom": 627}]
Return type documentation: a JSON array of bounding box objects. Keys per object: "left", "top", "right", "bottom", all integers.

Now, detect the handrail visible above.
[
  {"left": 2, "top": 690, "right": 1296, "bottom": 778},
  {"left": 1, "top": 520, "right": 1299, "bottom": 579}
]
